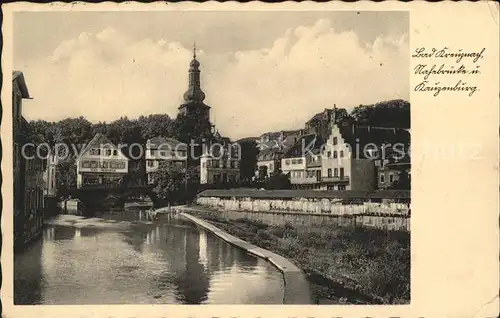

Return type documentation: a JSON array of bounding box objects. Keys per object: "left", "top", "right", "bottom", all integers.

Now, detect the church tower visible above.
[{"left": 178, "top": 43, "right": 211, "bottom": 120}]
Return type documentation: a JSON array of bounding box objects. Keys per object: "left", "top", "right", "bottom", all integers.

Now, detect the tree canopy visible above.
[{"left": 350, "top": 99, "right": 410, "bottom": 129}]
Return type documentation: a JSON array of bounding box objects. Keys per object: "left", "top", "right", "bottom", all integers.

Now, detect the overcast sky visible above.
[{"left": 14, "top": 11, "right": 409, "bottom": 140}]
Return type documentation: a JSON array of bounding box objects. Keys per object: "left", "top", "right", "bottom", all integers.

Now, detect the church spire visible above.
[{"left": 183, "top": 42, "right": 206, "bottom": 103}]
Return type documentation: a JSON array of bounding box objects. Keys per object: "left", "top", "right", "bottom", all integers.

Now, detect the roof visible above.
[
  {"left": 237, "top": 137, "right": 258, "bottom": 143},
  {"left": 197, "top": 189, "right": 410, "bottom": 200},
  {"left": 147, "top": 136, "right": 187, "bottom": 150},
  {"left": 77, "top": 133, "right": 126, "bottom": 159},
  {"left": 13, "top": 71, "right": 30, "bottom": 98},
  {"left": 337, "top": 119, "right": 410, "bottom": 159},
  {"left": 258, "top": 147, "right": 284, "bottom": 161},
  {"left": 283, "top": 133, "right": 324, "bottom": 158}
]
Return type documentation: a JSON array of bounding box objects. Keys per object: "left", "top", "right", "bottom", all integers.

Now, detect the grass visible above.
[{"left": 186, "top": 208, "right": 410, "bottom": 304}]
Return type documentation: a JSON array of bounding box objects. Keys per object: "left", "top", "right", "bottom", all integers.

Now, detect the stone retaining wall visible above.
[{"left": 195, "top": 196, "right": 410, "bottom": 231}]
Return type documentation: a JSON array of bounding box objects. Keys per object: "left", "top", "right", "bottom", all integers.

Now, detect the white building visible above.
[
  {"left": 281, "top": 133, "right": 323, "bottom": 189},
  {"left": 43, "top": 152, "right": 58, "bottom": 197},
  {"left": 76, "top": 133, "right": 129, "bottom": 189},
  {"left": 200, "top": 143, "right": 240, "bottom": 184},
  {"left": 145, "top": 137, "right": 187, "bottom": 184}
]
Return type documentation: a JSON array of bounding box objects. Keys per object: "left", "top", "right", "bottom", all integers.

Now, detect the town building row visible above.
[{"left": 256, "top": 106, "right": 411, "bottom": 191}]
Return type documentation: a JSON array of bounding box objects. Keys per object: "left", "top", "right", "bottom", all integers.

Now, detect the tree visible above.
[
  {"left": 137, "top": 114, "right": 174, "bottom": 140},
  {"left": 29, "top": 120, "right": 57, "bottom": 146},
  {"left": 266, "top": 168, "right": 292, "bottom": 190},
  {"left": 151, "top": 161, "right": 187, "bottom": 205},
  {"left": 238, "top": 140, "right": 259, "bottom": 182},
  {"left": 56, "top": 157, "right": 77, "bottom": 197},
  {"left": 172, "top": 108, "right": 215, "bottom": 145},
  {"left": 54, "top": 117, "right": 93, "bottom": 146},
  {"left": 351, "top": 99, "right": 410, "bottom": 129}
]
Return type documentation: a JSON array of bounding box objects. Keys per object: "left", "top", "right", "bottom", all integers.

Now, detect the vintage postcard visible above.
[{"left": 1, "top": 1, "right": 499, "bottom": 318}]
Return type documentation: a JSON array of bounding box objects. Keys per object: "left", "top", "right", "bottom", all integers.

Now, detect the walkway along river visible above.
[{"left": 14, "top": 212, "right": 287, "bottom": 304}]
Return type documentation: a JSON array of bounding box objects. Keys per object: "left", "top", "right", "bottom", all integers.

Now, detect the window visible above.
[
  {"left": 297, "top": 159, "right": 303, "bottom": 164},
  {"left": 327, "top": 168, "right": 332, "bottom": 177},
  {"left": 389, "top": 173, "right": 394, "bottom": 183},
  {"left": 340, "top": 167, "right": 344, "bottom": 178},
  {"left": 113, "top": 150, "right": 118, "bottom": 156},
  {"left": 148, "top": 161, "right": 154, "bottom": 167},
  {"left": 292, "top": 159, "right": 297, "bottom": 164},
  {"left": 327, "top": 151, "right": 332, "bottom": 158},
  {"left": 269, "top": 163, "right": 273, "bottom": 171},
  {"left": 160, "top": 151, "right": 167, "bottom": 157},
  {"left": 380, "top": 174, "right": 385, "bottom": 183},
  {"left": 202, "top": 162, "right": 206, "bottom": 168},
  {"left": 333, "top": 137, "right": 338, "bottom": 145},
  {"left": 333, "top": 151, "right": 337, "bottom": 159},
  {"left": 285, "top": 160, "right": 290, "bottom": 165},
  {"left": 106, "top": 149, "right": 112, "bottom": 156},
  {"left": 340, "top": 150, "right": 344, "bottom": 158},
  {"left": 334, "top": 168, "right": 338, "bottom": 177}
]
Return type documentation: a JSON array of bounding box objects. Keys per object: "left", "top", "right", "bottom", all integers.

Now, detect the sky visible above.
[{"left": 14, "top": 11, "right": 409, "bottom": 140}]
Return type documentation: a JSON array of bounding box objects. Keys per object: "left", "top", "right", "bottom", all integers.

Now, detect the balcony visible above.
[{"left": 322, "top": 176, "right": 350, "bottom": 183}]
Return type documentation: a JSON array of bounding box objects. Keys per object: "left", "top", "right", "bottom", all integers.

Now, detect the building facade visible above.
[
  {"left": 76, "top": 133, "right": 129, "bottom": 189},
  {"left": 200, "top": 143, "right": 240, "bottom": 184},
  {"left": 13, "top": 71, "right": 46, "bottom": 251},
  {"left": 43, "top": 153, "right": 58, "bottom": 197},
  {"left": 321, "top": 117, "right": 410, "bottom": 191},
  {"left": 256, "top": 129, "right": 302, "bottom": 178},
  {"left": 146, "top": 137, "right": 188, "bottom": 184},
  {"left": 43, "top": 152, "right": 59, "bottom": 214},
  {"left": 281, "top": 133, "right": 324, "bottom": 189},
  {"left": 377, "top": 154, "right": 411, "bottom": 190}
]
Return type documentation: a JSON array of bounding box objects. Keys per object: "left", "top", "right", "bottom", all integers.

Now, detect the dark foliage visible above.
[{"left": 350, "top": 99, "right": 410, "bottom": 129}]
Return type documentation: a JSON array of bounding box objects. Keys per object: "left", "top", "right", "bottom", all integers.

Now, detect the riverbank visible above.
[{"left": 181, "top": 207, "right": 410, "bottom": 304}]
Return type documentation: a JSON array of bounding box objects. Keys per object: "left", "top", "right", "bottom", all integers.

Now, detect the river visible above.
[{"left": 14, "top": 212, "right": 285, "bottom": 305}]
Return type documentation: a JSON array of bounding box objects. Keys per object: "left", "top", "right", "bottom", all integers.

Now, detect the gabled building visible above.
[
  {"left": 76, "top": 133, "right": 129, "bottom": 189},
  {"left": 321, "top": 117, "right": 410, "bottom": 191},
  {"left": 146, "top": 137, "right": 187, "bottom": 184},
  {"left": 281, "top": 133, "right": 324, "bottom": 189}
]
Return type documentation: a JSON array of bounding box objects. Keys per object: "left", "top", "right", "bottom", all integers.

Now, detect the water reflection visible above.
[{"left": 14, "top": 213, "right": 285, "bottom": 304}]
